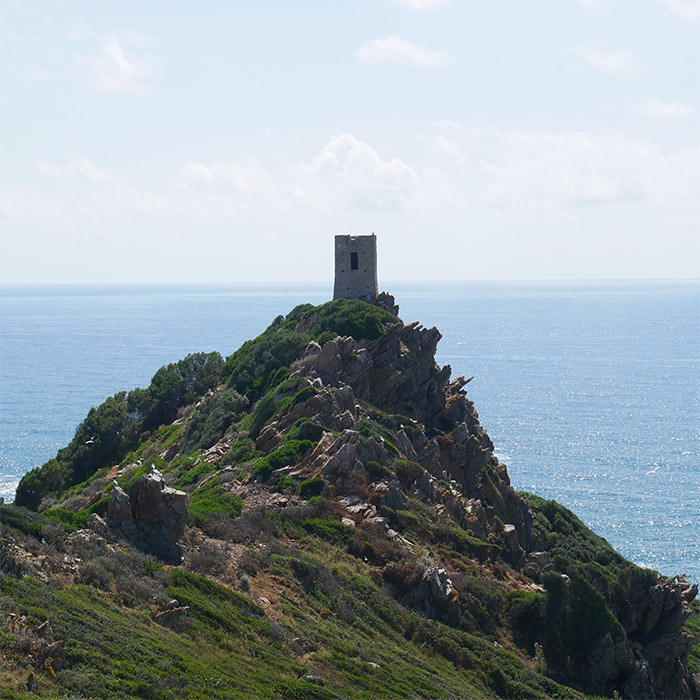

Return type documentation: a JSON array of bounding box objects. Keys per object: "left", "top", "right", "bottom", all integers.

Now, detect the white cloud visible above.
[
  {"left": 170, "top": 158, "right": 288, "bottom": 220},
  {"left": 72, "top": 33, "right": 160, "bottom": 94},
  {"left": 297, "top": 133, "right": 461, "bottom": 213},
  {"left": 390, "top": 0, "right": 452, "bottom": 10},
  {"left": 2, "top": 25, "right": 160, "bottom": 93},
  {"left": 25, "top": 135, "right": 461, "bottom": 225},
  {"left": 356, "top": 35, "right": 455, "bottom": 67},
  {"left": 38, "top": 155, "right": 116, "bottom": 182},
  {"left": 0, "top": 185, "right": 92, "bottom": 225},
  {"left": 572, "top": 46, "right": 643, "bottom": 74},
  {"left": 427, "top": 135, "right": 466, "bottom": 165},
  {"left": 479, "top": 129, "right": 700, "bottom": 212},
  {"left": 635, "top": 95, "right": 695, "bottom": 117},
  {"left": 656, "top": 0, "right": 700, "bottom": 20}
]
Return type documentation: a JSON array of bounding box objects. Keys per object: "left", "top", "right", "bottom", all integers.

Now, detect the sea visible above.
[{"left": 1, "top": 281, "right": 698, "bottom": 583}]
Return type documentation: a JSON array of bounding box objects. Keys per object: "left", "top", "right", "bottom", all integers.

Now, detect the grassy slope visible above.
[{"left": 0, "top": 544, "right": 584, "bottom": 700}]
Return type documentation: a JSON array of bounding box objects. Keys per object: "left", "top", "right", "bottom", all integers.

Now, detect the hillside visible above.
[{"left": 2, "top": 295, "right": 698, "bottom": 700}]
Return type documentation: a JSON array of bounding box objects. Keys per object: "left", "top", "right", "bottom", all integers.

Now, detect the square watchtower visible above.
[{"left": 333, "top": 234, "right": 378, "bottom": 301}]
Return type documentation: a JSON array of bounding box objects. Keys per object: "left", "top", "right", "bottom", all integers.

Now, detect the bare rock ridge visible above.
[{"left": 285, "top": 302, "right": 532, "bottom": 566}]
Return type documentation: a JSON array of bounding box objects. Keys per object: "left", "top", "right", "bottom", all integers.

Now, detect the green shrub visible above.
[
  {"left": 224, "top": 318, "right": 312, "bottom": 403},
  {"left": 394, "top": 460, "right": 425, "bottom": 485},
  {"left": 505, "top": 590, "right": 546, "bottom": 646},
  {"left": 274, "top": 679, "right": 337, "bottom": 700},
  {"left": 177, "top": 460, "right": 216, "bottom": 487},
  {"left": 286, "top": 418, "right": 327, "bottom": 443},
  {"left": 180, "top": 387, "right": 248, "bottom": 454},
  {"left": 299, "top": 477, "right": 326, "bottom": 499},
  {"left": 248, "top": 376, "right": 309, "bottom": 437},
  {"left": 43, "top": 508, "right": 91, "bottom": 532},
  {"left": 285, "top": 517, "right": 355, "bottom": 545},
  {"left": 301, "top": 299, "right": 396, "bottom": 341},
  {"left": 188, "top": 477, "right": 243, "bottom": 526},
  {"left": 356, "top": 419, "right": 398, "bottom": 456},
  {"left": 0, "top": 504, "right": 49, "bottom": 538},
  {"left": 128, "top": 352, "right": 224, "bottom": 431},
  {"left": 15, "top": 353, "right": 223, "bottom": 510},
  {"left": 432, "top": 521, "right": 496, "bottom": 560},
  {"left": 250, "top": 440, "right": 317, "bottom": 482},
  {"left": 222, "top": 437, "right": 255, "bottom": 465},
  {"left": 366, "top": 460, "right": 392, "bottom": 481}
]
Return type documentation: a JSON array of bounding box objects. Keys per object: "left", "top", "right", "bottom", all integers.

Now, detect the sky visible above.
[{"left": 1, "top": 0, "right": 699, "bottom": 284}]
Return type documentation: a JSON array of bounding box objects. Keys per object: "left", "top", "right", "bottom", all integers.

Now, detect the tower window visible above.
[{"left": 351, "top": 252, "right": 358, "bottom": 270}]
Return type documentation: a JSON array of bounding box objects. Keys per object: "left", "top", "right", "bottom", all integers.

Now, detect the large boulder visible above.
[
  {"left": 406, "top": 567, "right": 460, "bottom": 627},
  {"left": 136, "top": 469, "right": 187, "bottom": 542},
  {"left": 108, "top": 481, "right": 132, "bottom": 525},
  {"left": 106, "top": 469, "right": 187, "bottom": 563}
]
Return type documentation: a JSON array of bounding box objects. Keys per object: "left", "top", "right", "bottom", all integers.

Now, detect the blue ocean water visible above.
[{"left": 1, "top": 281, "right": 698, "bottom": 583}]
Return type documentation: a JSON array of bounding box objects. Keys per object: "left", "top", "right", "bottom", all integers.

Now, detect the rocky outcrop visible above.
[
  {"left": 585, "top": 575, "right": 699, "bottom": 698},
  {"left": 155, "top": 599, "right": 191, "bottom": 629},
  {"left": 256, "top": 382, "right": 359, "bottom": 453},
  {"left": 108, "top": 482, "right": 132, "bottom": 525},
  {"left": 107, "top": 469, "right": 187, "bottom": 563},
  {"left": 0, "top": 541, "right": 32, "bottom": 578},
  {"left": 135, "top": 469, "right": 187, "bottom": 542},
  {"left": 289, "top": 319, "right": 533, "bottom": 558},
  {"left": 405, "top": 567, "right": 460, "bottom": 627}
]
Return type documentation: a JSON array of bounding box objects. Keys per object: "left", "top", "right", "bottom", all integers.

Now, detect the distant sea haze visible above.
[{"left": 1, "top": 280, "right": 698, "bottom": 583}]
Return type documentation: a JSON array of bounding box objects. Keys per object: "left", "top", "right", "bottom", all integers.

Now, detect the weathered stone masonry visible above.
[{"left": 333, "top": 234, "right": 378, "bottom": 301}]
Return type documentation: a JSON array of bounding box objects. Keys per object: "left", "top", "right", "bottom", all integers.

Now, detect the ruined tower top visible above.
[{"left": 333, "top": 234, "right": 378, "bottom": 301}]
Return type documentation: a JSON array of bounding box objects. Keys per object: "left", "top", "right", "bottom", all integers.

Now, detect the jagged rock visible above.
[
  {"left": 34, "top": 620, "right": 52, "bottom": 639},
  {"left": 407, "top": 567, "right": 460, "bottom": 627},
  {"left": 35, "top": 639, "right": 68, "bottom": 674},
  {"left": 257, "top": 384, "right": 360, "bottom": 453},
  {"left": 87, "top": 513, "right": 109, "bottom": 538},
  {"left": 108, "top": 481, "right": 132, "bottom": 525},
  {"left": 582, "top": 574, "right": 698, "bottom": 697},
  {"left": 0, "top": 541, "right": 26, "bottom": 577},
  {"left": 527, "top": 551, "right": 548, "bottom": 568},
  {"left": 414, "top": 474, "right": 435, "bottom": 501},
  {"left": 502, "top": 524, "right": 519, "bottom": 552},
  {"left": 376, "top": 291, "right": 399, "bottom": 316},
  {"left": 136, "top": 468, "right": 187, "bottom": 542},
  {"left": 307, "top": 429, "right": 387, "bottom": 486},
  {"left": 393, "top": 429, "right": 418, "bottom": 461},
  {"left": 105, "top": 470, "right": 187, "bottom": 563},
  {"left": 382, "top": 480, "right": 406, "bottom": 510},
  {"left": 155, "top": 604, "right": 191, "bottom": 629}
]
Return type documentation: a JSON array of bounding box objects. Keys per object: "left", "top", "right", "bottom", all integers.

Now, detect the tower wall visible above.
[{"left": 333, "top": 234, "right": 378, "bottom": 301}]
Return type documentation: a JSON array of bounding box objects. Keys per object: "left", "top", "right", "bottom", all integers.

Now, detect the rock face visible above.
[
  {"left": 107, "top": 469, "right": 187, "bottom": 563},
  {"left": 135, "top": 469, "right": 187, "bottom": 542},
  {"left": 154, "top": 599, "right": 191, "bottom": 629},
  {"left": 108, "top": 482, "right": 132, "bottom": 524},
  {"left": 406, "top": 567, "right": 460, "bottom": 627},
  {"left": 288, "top": 317, "right": 532, "bottom": 559},
  {"left": 584, "top": 575, "right": 699, "bottom": 698}
]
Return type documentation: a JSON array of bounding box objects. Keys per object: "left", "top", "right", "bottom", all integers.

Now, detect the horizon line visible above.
[{"left": 1, "top": 276, "right": 699, "bottom": 288}]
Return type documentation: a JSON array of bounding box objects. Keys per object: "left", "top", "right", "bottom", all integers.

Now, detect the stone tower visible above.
[{"left": 333, "top": 234, "right": 378, "bottom": 301}]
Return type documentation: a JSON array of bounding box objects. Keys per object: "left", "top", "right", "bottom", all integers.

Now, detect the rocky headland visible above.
[{"left": 1, "top": 295, "right": 697, "bottom": 699}]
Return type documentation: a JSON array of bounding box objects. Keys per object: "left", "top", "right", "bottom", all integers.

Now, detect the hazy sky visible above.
[{"left": 1, "top": 0, "right": 698, "bottom": 283}]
